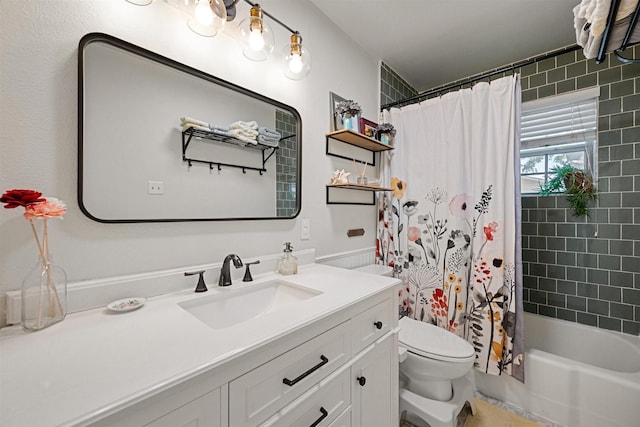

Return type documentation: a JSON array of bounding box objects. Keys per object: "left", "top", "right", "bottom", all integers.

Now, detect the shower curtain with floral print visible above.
[{"left": 377, "top": 75, "right": 525, "bottom": 381}]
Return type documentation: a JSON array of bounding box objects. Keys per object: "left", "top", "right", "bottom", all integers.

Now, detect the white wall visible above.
[{"left": 0, "top": 0, "right": 379, "bottom": 325}]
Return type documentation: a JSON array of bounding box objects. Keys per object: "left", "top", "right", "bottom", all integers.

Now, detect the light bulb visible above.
[
  {"left": 194, "top": 0, "right": 214, "bottom": 26},
  {"left": 248, "top": 28, "right": 265, "bottom": 51},
  {"left": 282, "top": 32, "right": 311, "bottom": 80},
  {"left": 288, "top": 53, "right": 303, "bottom": 73}
]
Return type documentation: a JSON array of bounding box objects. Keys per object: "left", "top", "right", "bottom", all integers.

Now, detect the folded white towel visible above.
[
  {"left": 229, "top": 120, "right": 258, "bottom": 130},
  {"left": 181, "top": 123, "right": 210, "bottom": 133},
  {"left": 232, "top": 128, "right": 259, "bottom": 138},
  {"left": 229, "top": 129, "right": 257, "bottom": 144},
  {"left": 577, "top": 0, "right": 639, "bottom": 37},
  {"left": 181, "top": 117, "right": 231, "bottom": 132},
  {"left": 181, "top": 116, "right": 210, "bottom": 128}
]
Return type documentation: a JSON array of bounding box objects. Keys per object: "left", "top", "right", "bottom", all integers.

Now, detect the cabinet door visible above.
[
  {"left": 144, "top": 388, "right": 222, "bottom": 427},
  {"left": 351, "top": 335, "right": 396, "bottom": 427}
]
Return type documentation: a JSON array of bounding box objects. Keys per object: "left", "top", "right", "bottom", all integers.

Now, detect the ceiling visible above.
[{"left": 309, "top": 0, "right": 580, "bottom": 93}]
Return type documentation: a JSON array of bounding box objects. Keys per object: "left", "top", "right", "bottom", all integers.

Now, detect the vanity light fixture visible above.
[{"left": 133, "top": 0, "right": 311, "bottom": 79}]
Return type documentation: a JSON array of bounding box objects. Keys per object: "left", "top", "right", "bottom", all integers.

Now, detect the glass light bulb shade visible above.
[
  {"left": 187, "top": 0, "right": 226, "bottom": 37},
  {"left": 282, "top": 43, "right": 311, "bottom": 80},
  {"left": 238, "top": 17, "right": 274, "bottom": 61}
]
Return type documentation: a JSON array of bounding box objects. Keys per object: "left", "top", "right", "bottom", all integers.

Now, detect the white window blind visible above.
[{"left": 521, "top": 88, "right": 598, "bottom": 150}]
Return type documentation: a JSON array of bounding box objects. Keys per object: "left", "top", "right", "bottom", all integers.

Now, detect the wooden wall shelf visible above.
[{"left": 325, "top": 129, "right": 394, "bottom": 152}]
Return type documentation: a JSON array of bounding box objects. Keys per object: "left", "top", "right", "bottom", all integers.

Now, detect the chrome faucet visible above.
[{"left": 219, "top": 254, "right": 243, "bottom": 287}]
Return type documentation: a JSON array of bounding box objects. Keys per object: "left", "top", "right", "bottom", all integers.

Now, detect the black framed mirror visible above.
[{"left": 78, "top": 33, "right": 301, "bottom": 222}]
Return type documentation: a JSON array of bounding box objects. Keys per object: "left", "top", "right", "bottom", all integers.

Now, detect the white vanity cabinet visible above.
[{"left": 5, "top": 266, "right": 400, "bottom": 427}]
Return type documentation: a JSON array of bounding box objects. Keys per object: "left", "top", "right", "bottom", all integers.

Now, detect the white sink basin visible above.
[{"left": 178, "top": 280, "right": 322, "bottom": 330}]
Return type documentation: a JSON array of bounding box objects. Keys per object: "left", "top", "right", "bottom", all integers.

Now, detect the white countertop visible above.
[{"left": 0, "top": 263, "right": 399, "bottom": 427}]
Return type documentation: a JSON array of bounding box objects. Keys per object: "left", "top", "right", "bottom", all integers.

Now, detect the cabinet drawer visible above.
[
  {"left": 260, "top": 366, "right": 351, "bottom": 427},
  {"left": 351, "top": 298, "right": 394, "bottom": 354},
  {"left": 327, "top": 407, "right": 351, "bottom": 427},
  {"left": 144, "top": 388, "right": 221, "bottom": 427},
  {"left": 230, "top": 322, "right": 351, "bottom": 427}
]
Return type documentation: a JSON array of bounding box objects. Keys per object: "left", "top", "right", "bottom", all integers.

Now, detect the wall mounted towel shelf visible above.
[{"left": 182, "top": 127, "right": 279, "bottom": 174}]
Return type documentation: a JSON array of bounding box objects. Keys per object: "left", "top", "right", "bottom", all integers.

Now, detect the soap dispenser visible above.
[{"left": 277, "top": 242, "right": 298, "bottom": 275}]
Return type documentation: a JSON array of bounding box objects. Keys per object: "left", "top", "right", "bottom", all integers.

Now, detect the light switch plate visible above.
[{"left": 301, "top": 218, "right": 310, "bottom": 240}]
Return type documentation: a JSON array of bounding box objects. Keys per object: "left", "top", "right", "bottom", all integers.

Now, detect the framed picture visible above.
[
  {"left": 360, "top": 118, "right": 377, "bottom": 138},
  {"left": 329, "top": 91, "right": 346, "bottom": 131}
]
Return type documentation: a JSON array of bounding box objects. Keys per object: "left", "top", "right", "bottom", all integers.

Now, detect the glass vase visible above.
[
  {"left": 341, "top": 112, "right": 361, "bottom": 131},
  {"left": 378, "top": 131, "right": 393, "bottom": 145},
  {"left": 21, "top": 254, "right": 67, "bottom": 332}
]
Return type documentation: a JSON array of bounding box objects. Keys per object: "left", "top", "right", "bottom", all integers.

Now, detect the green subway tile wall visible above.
[
  {"left": 380, "top": 62, "right": 418, "bottom": 107},
  {"left": 275, "top": 109, "right": 297, "bottom": 218}
]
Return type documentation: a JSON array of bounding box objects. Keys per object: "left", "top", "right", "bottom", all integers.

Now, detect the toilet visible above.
[
  {"left": 353, "top": 264, "right": 476, "bottom": 427},
  {"left": 398, "top": 316, "right": 476, "bottom": 427}
]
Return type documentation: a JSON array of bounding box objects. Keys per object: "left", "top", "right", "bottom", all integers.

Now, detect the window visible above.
[{"left": 520, "top": 88, "right": 598, "bottom": 194}]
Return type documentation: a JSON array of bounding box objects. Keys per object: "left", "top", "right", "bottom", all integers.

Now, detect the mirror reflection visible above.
[{"left": 79, "top": 33, "right": 301, "bottom": 222}]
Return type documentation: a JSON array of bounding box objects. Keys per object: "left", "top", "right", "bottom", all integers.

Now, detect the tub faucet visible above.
[{"left": 219, "top": 254, "right": 243, "bottom": 287}]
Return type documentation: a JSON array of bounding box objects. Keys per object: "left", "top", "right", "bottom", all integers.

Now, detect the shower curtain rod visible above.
[{"left": 380, "top": 44, "right": 581, "bottom": 111}]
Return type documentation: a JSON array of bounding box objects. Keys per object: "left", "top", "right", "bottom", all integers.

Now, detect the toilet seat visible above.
[{"left": 399, "top": 317, "right": 475, "bottom": 362}]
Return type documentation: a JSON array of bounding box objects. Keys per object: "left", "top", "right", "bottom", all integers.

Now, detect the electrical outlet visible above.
[
  {"left": 301, "top": 218, "right": 310, "bottom": 240},
  {"left": 147, "top": 181, "right": 164, "bottom": 195}
]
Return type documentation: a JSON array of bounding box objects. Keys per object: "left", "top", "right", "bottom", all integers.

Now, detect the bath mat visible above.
[{"left": 463, "top": 398, "right": 541, "bottom": 427}]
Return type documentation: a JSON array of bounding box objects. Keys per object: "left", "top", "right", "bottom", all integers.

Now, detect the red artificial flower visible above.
[{"left": 0, "top": 189, "right": 45, "bottom": 209}]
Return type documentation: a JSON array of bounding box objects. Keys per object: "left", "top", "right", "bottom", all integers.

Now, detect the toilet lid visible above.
[{"left": 398, "top": 317, "right": 475, "bottom": 361}]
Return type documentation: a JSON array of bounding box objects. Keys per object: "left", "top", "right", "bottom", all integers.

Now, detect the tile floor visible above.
[{"left": 400, "top": 391, "right": 563, "bottom": 427}]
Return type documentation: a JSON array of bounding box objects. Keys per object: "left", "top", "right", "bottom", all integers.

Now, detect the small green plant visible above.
[{"left": 539, "top": 164, "right": 597, "bottom": 217}]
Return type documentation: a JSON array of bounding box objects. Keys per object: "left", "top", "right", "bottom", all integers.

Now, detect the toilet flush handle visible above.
[
  {"left": 373, "top": 321, "right": 383, "bottom": 329},
  {"left": 357, "top": 376, "right": 366, "bottom": 386}
]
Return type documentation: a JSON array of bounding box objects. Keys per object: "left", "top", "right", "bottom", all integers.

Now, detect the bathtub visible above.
[{"left": 474, "top": 312, "right": 640, "bottom": 427}]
